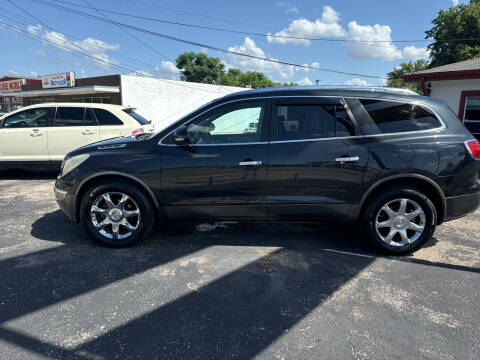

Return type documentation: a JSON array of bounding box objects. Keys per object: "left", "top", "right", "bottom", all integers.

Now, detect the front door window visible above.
[{"left": 186, "top": 102, "right": 265, "bottom": 145}]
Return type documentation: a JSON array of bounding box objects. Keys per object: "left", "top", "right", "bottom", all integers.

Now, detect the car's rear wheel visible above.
[
  {"left": 361, "top": 186, "right": 437, "bottom": 254},
  {"left": 80, "top": 180, "right": 155, "bottom": 247}
]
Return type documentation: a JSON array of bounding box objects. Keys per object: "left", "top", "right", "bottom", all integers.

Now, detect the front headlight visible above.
[{"left": 60, "top": 154, "right": 90, "bottom": 177}]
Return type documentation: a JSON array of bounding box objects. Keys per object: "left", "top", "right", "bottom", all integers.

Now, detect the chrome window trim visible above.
[
  {"left": 158, "top": 95, "right": 446, "bottom": 146},
  {"left": 162, "top": 141, "right": 268, "bottom": 147}
]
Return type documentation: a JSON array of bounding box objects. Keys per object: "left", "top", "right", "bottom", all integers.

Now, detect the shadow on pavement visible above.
[
  {"left": 1, "top": 209, "right": 376, "bottom": 359},
  {"left": 0, "top": 168, "right": 59, "bottom": 180},
  {"left": 1, "top": 209, "right": 477, "bottom": 358}
]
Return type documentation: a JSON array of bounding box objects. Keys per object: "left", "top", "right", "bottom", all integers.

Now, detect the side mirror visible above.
[{"left": 173, "top": 125, "right": 189, "bottom": 144}]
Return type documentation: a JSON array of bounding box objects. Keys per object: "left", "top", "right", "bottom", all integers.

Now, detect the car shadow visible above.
[
  {"left": 0, "top": 168, "right": 59, "bottom": 180},
  {"left": 0, "top": 210, "right": 476, "bottom": 359}
]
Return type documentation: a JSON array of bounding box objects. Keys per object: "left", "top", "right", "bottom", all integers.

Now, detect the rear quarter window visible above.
[
  {"left": 360, "top": 99, "right": 442, "bottom": 134},
  {"left": 93, "top": 109, "right": 124, "bottom": 126},
  {"left": 124, "top": 110, "right": 150, "bottom": 125}
]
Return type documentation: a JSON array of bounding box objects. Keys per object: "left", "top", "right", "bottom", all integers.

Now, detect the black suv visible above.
[{"left": 54, "top": 86, "right": 480, "bottom": 254}]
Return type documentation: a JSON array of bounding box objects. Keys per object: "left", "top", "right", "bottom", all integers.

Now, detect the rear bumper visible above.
[{"left": 444, "top": 188, "right": 480, "bottom": 222}]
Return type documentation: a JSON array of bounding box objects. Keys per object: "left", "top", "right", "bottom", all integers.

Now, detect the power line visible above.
[
  {"left": 4, "top": 2, "right": 177, "bottom": 76},
  {"left": 124, "top": 0, "right": 275, "bottom": 32},
  {"left": 29, "top": 0, "right": 387, "bottom": 79},
  {"left": 80, "top": 0, "right": 173, "bottom": 62},
  {"left": 0, "top": 18, "right": 234, "bottom": 95},
  {"left": 43, "top": 0, "right": 480, "bottom": 44}
]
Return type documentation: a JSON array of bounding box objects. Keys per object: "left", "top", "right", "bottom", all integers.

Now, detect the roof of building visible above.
[{"left": 402, "top": 57, "right": 480, "bottom": 82}]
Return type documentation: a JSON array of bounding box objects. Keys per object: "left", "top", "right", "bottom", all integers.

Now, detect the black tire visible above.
[
  {"left": 80, "top": 180, "right": 155, "bottom": 247},
  {"left": 360, "top": 186, "right": 437, "bottom": 255}
]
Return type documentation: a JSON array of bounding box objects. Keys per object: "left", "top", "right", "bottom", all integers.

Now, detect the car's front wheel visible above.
[
  {"left": 361, "top": 186, "right": 437, "bottom": 254},
  {"left": 80, "top": 180, "right": 155, "bottom": 246}
]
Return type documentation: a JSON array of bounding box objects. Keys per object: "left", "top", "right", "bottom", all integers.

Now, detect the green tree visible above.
[
  {"left": 219, "top": 69, "right": 297, "bottom": 88},
  {"left": 175, "top": 52, "right": 225, "bottom": 84},
  {"left": 385, "top": 60, "right": 430, "bottom": 94},
  {"left": 426, "top": 0, "right": 480, "bottom": 67}
]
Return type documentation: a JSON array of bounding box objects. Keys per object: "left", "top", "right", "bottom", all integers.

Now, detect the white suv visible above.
[{"left": 0, "top": 103, "right": 154, "bottom": 167}]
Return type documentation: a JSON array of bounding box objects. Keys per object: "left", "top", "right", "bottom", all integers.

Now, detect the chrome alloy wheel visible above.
[
  {"left": 90, "top": 192, "right": 140, "bottom": 240},
  {"left": 375, "top": 198, "right": 426, "bottom": 247}
]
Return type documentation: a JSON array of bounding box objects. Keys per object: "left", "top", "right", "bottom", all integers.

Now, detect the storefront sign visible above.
[
  {"left": 42, "top": 72, "right": 75, "bottom": 89},
  {"left": 0, "top": 79, "right": 25, "bottom": 92}
]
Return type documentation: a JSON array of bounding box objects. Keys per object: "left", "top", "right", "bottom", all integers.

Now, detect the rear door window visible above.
[
  {"left": 359, "top": 100, "right": 442, "bottom": 134},
  {"left": 94, "top": 109, "right": 124, "bottom": 126},
  {"left": 274, "top": 103, "right": 356, "bottom": 141},
  {"left": 55, "top": 107, "right": 85, "bottom": 127}
]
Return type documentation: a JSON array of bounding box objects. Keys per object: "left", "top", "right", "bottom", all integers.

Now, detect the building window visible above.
[
  {"left": 459, "top": 90, "right": 480, "bottom": 140},
  {"left": 464, "top": 97, "right": 480, "bottom": 138},
  {"left": 25, "top": 98, "right": 55, "bottom": 106},
  {"left": 71, "top": 96, "right": 111, "bottom": 104}
]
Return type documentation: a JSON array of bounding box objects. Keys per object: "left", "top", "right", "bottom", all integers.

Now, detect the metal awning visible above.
[{"left": 4, "top": 85, "right": 120, "bottom": 97}]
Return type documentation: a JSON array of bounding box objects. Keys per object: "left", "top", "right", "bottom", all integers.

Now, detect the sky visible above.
[{"left": 0, "top": 0, "right": 467, "bottom": 87}]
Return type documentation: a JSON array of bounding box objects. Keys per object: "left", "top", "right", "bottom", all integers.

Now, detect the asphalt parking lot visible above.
[{"left": 0, "top": 170, "right": 479, "bottom": 360}]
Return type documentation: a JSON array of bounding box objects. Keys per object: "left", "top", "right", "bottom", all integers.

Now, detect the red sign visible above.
[{"left": 0, "top": 79, "right": 25, "bottom": 92}]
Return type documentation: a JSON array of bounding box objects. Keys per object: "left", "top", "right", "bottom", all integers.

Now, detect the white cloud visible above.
[
  {"left": 297, "top": 76, "right": 313, "bottom": 85},
  {"left": 402, "top": 45, "right": 430, "bottom": 60},
  {"left": 346, "top": 22, "right": 430, "bottom": 61},
  {"left": 155, "top": 61, "right": 180, "bottom": 79},
  {"left": 225, "top": 37, "right": 296, "bottom": 78},
  {"left": 452, "top": 0, "right": 459, "bottom": 5},
  {"left": 26, "top": 24, "right": 119, "bottom": 69},
  {"left": 33, "top": 49, "right": 45, "bottom": 57},
  {"left": 267, "top": 6, "right": 346, "bottom": 45},
  {"left": 344, "top": 78, "right": 370, "bottom": 86},
  {"left": 275, "top": 1, "right": 299, "bottom": 14},
  {"left": 27, "top": 24, "right": 42, "bottom": 36},
  {"left": 30, "top": 71, "right": 39, "bottom": 77},
  {"left": 129, "top": 70, "right": 153, "bottom": 77},
  {"left": 346, "top": 21, "right": 402, "bottom": 60}
]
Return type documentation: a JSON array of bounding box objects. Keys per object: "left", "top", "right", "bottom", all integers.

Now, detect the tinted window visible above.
[
  {"left": 3, "top": 108, "right": 50, "bottom": 128},
  {"left": 94, "top": 109, "right": 124, "bottom": 125},
  {"left": 125, "top": 110, "right": 150, "bottom": 125},
  {"left": 275, "top": 104, "right": 354, "bottom": 141},
  {"left": 464, "top": 97, "right": 480, "bottom": 122},
  {"left": 55, "top": 107, "right": 85, "bottom": 127},
  {"left": 360, "top": 100, "right": 441, "bottom": 134},
  {"left": 185, "top": 101, "right": 265, "bottom": 144},
  {"left": 84, "top": 109, "right": 98, "bottom": 126},
  {"left": 464, "top": 97, "right": 480, "bottom": 137}
]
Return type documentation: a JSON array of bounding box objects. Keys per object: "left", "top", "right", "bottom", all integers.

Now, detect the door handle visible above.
[
  {"left": 82, "top": 130, "right": 94, "bottom": 135},
  {"left": 239, "top": 160, "right": 262, "bottom": 166},
  {"left": 335, "top": 156, "right": 360, "bottom": 163},
  {"left": 30, "top": 130, "right": 42, "bottom": 137}
]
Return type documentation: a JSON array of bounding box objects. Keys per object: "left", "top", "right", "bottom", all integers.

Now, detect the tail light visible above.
[
  {"left": 132, "top": 128, "right": 144, "bottom": 135},
  {"left": 465, "top": 139, "right": 480, "bottom": 159}
]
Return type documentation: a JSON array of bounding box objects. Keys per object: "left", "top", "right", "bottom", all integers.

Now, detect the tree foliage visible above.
[
  {"left": 385, "top": 60, "right": 430, "bottom": 94},
  {"left": 218, "top": 69, "right": 296, "bottom": 88},
  {"left": 176, "top": 52, "right": 225, "bottom": 84},
  {"left": 426, "top": 0, "right": 480, "bottom": 67},
  {"left": 175, "top": 52, "right": 297, "bottom": 88}
]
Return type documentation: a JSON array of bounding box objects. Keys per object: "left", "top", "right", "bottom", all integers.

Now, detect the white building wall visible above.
[
  {"left": 430, "top": 79, "right": 480, "bottom": 115},
  {"left": 120, "top": 75, "right": 246, "bottom": 128}
]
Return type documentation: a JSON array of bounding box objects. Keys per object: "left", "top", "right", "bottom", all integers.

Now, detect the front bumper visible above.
[
  {"left": 54, "top": 184, "right": 77, "bottom": 223},
  {"left": 444, "top": 188, "right": 480, "bottom": 222}
]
